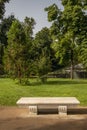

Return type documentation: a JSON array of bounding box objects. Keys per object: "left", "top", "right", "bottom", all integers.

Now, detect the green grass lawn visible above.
[{"left": 0, "top": 78, "right": 87, "bottom": 106}]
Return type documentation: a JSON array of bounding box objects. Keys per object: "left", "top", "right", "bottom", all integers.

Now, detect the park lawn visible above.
[{"left": 0, "top": 78, "right": 87, "bottom": 106}]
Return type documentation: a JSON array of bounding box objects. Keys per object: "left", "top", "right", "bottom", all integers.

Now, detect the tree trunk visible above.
[
  {"left": 70, "top": 49, "right": 74, "bottom": 79},
  {"left": 18, "top": 67, "right": 22, "bottom": 83}
]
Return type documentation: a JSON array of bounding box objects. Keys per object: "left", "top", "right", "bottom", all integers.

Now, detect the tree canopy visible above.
[
  {"left": 0, "top": 15, "right": 16, "bottom": 75},
  {"left": 4, "top": 17, "right": 36, "bottom": 83},
  {"left": 34, "top": 27, "right": 52, "bottom": 82},
  {"left": 45, "top": 0, "right": 87, "bottom": 79},
  {"left": 0, "top": 0, "right": 10, "bottom": 19}
]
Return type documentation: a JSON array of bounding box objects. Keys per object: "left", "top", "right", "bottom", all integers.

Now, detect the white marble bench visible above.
[{"left": 16, "top": 97, "right": 80, "bottom": 115}]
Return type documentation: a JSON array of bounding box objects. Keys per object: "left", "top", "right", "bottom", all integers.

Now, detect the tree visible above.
[
  {"left": 0, "top": 15, "right": 16, "bottom": 46},
  {"left": 45, "top": 0, "right": 87, "bottom": 79},
  {"left": 80, "top": 40, "right": 87, "bottom": 69},
  {"left": 4, "top": 20, "right": 26, "bottom": 82},
  {"left": 0, "top": 0, "right": 10, "bottom": 19},
  {"left": 0, "top": 0, "right": 11, "bottom": 75},
  {"left": 23, "top": 17, "right": 35, "bottom": 39},
  {"left": 61, "top": 0, "right": 87, "bottom": 78},
  {"left": 4, "top": 17, "right": 36, "bottom": 83},
  {"left": 0, "top": 43, "right": 4, "bottom": 74},
  {"left": 22, "top": 17, "right": 36, "bottom": 82},
  {"left": 34, "top": 27, "right": 52, "bottom": 82},
  {"left": 0, "top": 15, "right": 16, "bottom": 75}
]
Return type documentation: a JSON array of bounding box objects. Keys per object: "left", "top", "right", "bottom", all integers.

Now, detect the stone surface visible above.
[
  {"left": 58, "top": 106, "right": 67, "bottom": 116},
  {"left": 29, "top": 105, "right": 37, "bottom": 115},
  {"left": 17, "top": 97, "right": 80, "bottom": 106},
  {"left": 17, "top": 97, "right": 80, "bottom": 115}
]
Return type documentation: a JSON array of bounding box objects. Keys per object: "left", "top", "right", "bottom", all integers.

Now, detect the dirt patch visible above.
[{"left": 0, "top": 107, "right": 87, "bottom": 130}]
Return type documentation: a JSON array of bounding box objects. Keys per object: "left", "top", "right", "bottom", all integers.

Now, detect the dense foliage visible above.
[
  {"left": 45, "top": 0, "right": 87, "bottom": 79},
  {"left": 0, "top": 0, "right": 10, "bottom": 19},
  {"left": 0, "top": 15, "right": 16, "bottom": 75},
  {"left": 0, "top": 0, "right": 87, "bottom": 83},
  {"left": 4, "top": 18, "right": 36, "bottom": 83}
]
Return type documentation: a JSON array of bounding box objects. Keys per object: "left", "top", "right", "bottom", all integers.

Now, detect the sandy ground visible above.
[{"left": 0, "top": 107, "right": 87, "bottom": 130}]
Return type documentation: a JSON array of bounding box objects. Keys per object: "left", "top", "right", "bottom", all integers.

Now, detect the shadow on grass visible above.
[
  {"left": 30, "top": 79, "right": 87, "bottom": 86},
  {"left": 46, "top": 80, "right": 87, "bottom": 85}
]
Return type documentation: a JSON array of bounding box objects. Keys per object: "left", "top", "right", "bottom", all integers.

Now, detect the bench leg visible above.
[
  {"left": 58, "top": 106, "right": 67, "bottom": 116},
  {"left": 29, "top": 105, "right": 37, "bottom": 115}
]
